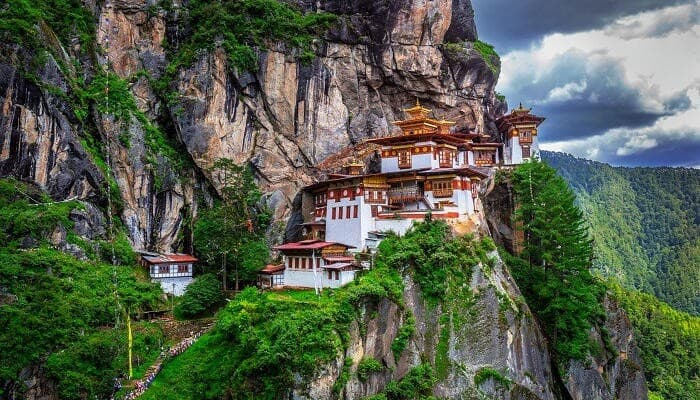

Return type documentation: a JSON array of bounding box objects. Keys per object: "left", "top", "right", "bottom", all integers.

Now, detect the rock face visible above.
[
  {"left": 293, "top": 249, "right": 647, "bottom": 399},
  {"left": 294, "top": 246, "right": 647, "bottom": 399},
  {"left": 0, "top": 60, "right": 104, "bottom": 203},
  {"left": 1, "top": 0, "right": 500, "bottom": 250},
  {"left": 564, "top": 295, "right": 648, "bottom": 400}
]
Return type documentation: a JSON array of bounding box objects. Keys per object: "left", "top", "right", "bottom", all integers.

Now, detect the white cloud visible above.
[
  {"left": 499, "top": 1, "right": 700, "bottom": 165},
  {"left": 544, "top": 80, "right": 588, "bottom": 102},
  {"left": 541, "top": 86, "right": 700, "bottom": 163}
]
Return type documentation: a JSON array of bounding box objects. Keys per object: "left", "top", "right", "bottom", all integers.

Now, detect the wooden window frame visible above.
[
  {"left": 353, "top": 205, "right": 358, "bottom": 218},
  {"left": 438, "top": 149, "right": 453, "bottom": 168},
  {"left": 397, "top": 150, "right": 412, "bottom": 169},
  {"left": 522, "top": 146, "right": 531, "bottom": 158}
]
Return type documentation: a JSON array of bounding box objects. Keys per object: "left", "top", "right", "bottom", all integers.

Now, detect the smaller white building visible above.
[
  {"left": 140, "top": 253, "right": 198, "bottom": 296},
  {"left": 496, "top": 104, "right": 546, "bottom": 165},
  {"left": 274, "top": 240, "right": 358, "bottom": 289}
]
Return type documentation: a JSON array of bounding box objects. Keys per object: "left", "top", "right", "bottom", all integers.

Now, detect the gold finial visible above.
[{"left": 416, "top": 97, "right": 421, "bottom": 107}]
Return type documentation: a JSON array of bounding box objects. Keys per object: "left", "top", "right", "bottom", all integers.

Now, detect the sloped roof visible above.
[
  {"left": 141, "top": 253, "right": 198, "bottom": 264},
  {"left": 274, "top": 239, "right": 355, "bottom": 251},
  {"left": 259, "top": 264, "right": 285, "bottom": 274}
]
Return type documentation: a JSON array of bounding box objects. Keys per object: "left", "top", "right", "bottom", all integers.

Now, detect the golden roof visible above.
[
  {"left": 403, "top": 97, "right": 432, "bottom": 118},
  {"left": 512, "top": 102, "right": 532, "bottom": 113}
]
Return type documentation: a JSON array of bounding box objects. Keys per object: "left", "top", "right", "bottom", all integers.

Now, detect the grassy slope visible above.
[{"left": 0, "top": 179, "right": 165, "bottom": 399}]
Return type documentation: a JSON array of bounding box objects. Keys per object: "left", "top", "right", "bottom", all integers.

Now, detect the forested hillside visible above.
[{"left": 542, "top": 151, "right": 699, "bottom": 315}]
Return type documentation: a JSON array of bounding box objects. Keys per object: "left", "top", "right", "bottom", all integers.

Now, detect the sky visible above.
[{"left": 472, "top": 0, "right": 700, "bottom": 167}]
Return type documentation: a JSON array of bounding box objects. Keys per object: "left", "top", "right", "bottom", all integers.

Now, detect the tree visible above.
[
  {"left": 508, "top": 160, "right": 604, "bottom": 361},
  {"left": 193, "top": 159, "right": 271, "bottom": 290}
]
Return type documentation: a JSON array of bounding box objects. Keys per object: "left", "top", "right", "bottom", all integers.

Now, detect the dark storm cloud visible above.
[
  {"left": 600, "top": 133, "right": 700, "bottom": 167},
  {"left": 604, "top": 4, "right": 700, "bottom": 39},
  {"left": 502, "top": 50, "right": 688, "bottom": 141},
  {"left": 471, "top": 0, "right": 694, "bottom": 51}
]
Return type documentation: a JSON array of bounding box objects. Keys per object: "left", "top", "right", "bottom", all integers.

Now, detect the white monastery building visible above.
[{"left": 273, "top": 101, "right": 545, "bottom": 289}]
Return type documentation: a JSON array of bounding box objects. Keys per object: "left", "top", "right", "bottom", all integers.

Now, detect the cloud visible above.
[
  {"left": 471, "top": 0, "right": 695, "bottom": 51},
  {"left": 604, "top": 3, "right": 700, "bottom": 39},
  {"left": 541, "top": 86, "right": 700, "bottom": 166},
  {"left": 494, "top": 3, "right": 700, "bottom": 166}
]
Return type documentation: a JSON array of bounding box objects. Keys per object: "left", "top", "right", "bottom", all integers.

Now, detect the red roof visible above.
[
  {"left": 142, "top": 253, "right": 198, "bottom": 264},
  {"left": 274, "top": 239, "right": 355, "bottom": 251},
  {"left": 260, "top": 264, "right": 285, "bottom": 274}
]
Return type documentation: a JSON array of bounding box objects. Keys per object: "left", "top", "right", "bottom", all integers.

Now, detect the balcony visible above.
[
  {"left": 388, "top": 189, "right": 424, "bottom": 205},
  {"left": 431, "top": 189, "right": 453, "bottom": 198}
]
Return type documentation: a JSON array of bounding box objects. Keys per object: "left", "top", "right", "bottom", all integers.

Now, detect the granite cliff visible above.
[{"left": 1, "top": 0, "right": 503, "bottom": 252}]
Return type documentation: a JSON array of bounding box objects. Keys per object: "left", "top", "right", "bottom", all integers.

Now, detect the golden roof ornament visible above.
[{"left": 513, "top": 102, "right": 531, "bottom": 113}]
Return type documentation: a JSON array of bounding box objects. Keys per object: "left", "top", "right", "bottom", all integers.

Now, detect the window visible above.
[
  {"left": 332, "top": 207, "right": 336, "bottom": 219},
  {"left": 398, "top": 150, "right": 411, "bottom": 169},
  {"left": 346, "top": 206, "right": 351, "bottom": 219},
  {"left": 431, "top": 180, "right": 453, "bottom": 197},
  {"left": 522, "top": 146, "right": 531, "bottom": 158},
  {"left": 353, "top": 205, "right": 358, "bottom": 218},
  {"left": 338, "top": 207, "right": 343, "bottom": 219},
  {"left": 371, "top": 205, "right": 379, "bottom": 217},
  {"left": 438, "top": 149, "right": 453, "bottom": 167},
  {"left": 327, "top": 270, "right": 332, "bottom": 279},
  {"left": 335, "top": 271, "right": 340, "bottom": 280},
  {"left": 178, "top": 264, "right": 189, "bottom": 273},
  {"left": 521, "top": 130, "right": 532, "bottom": 143}
]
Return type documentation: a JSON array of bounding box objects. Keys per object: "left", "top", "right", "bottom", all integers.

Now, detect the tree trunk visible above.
[{"left": 222, "top": 252, "right": 228, "bottom": 291}]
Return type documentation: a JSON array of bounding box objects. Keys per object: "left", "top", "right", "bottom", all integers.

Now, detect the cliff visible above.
[
  {"left": 292, "top": 184, "right": 646, "bottom": 400},
  {"left": 1, "top": 0, "right": 503, "bottom": 252}
]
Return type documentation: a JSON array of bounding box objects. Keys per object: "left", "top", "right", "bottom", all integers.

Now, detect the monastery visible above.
[{"left": 270, "top": 101, "right": 545, "bottom": 290}]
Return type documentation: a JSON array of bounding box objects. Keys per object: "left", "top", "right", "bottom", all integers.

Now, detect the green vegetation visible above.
[
  {"left": 0, "top": 180, "right": 163, "bottom": 398},
  {"left": 608, "top": 283, "right": 700, "bottom": 400},
  {"left": 473, "top": 367, "right": 511, "bottom": 389},
  {"left": 542, "top": 151, "right": 699, "bottom": 315},
  {"left": 174, "top": 274, "right": 224, "bottom": 319},
  {"left": 505, "top": 160, "right": 605, "bottom": 362},
  {"left": 375, "top": 216, "right": 491, "bottom": 305},
  {"left": 45, "top": 323, "right": 165, "bottom": 400},
  {"left": 357, "top": 357, "right": 384, "bottom": 382},
  {"left": 391, "top": 312, "right": 416, "bottom": 361},
  {"left": 142, "top": 264, "right": 404, "bottom": 399},
  {"left": 473, "top": 40, "right": 500, "bottom": 74},
  {"left": 194, "top": 159, "right": 272, "bottom": 289},
  {"left": 0, "top": 179, "right": 79, "bottom": 247},
  {"left": 365, "top": 364, "right": 438, "bottom": 400},
  {"left": 0, "top": 0, "right": 94, "bottom": 53},
  {"left": 154, "top": 0, "right": 335, "bottom": 101}
]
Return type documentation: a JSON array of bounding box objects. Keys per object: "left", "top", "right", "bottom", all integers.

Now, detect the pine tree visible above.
[
  {"left": 193, "top": 159, "right": 271, "bottom": 290},
  {"left": 509, "top": 160, "right": 603, "bottom": 361}
]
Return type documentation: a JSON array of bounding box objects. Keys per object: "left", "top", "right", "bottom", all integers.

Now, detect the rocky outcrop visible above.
[
  {"left": 565, "top": 295, "right": 647, "bottom": 400},
  {"left": 0, "top": 59, "right": 104, "bottom": 203},
  {"left": 1, "top": 0, "right": 500, "bottom": 249},
  {"left": 294, "top": 250, "right": 558, "bottom": 400},
  {"left": 294, "top": 249, "right": 647, "bottom": 400},
  {"left": 167, "top": 0, "right": 502, "bottom": 224}
]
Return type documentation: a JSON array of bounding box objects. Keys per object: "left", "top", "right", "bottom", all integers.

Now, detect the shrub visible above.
[
  {"left": 174, "top": 274, "right": 224, "bottom": 319},
  {"left": 384, "top": 364, "right": 436, "bottom": 400},
  {"left": 357, "top": 357, "right": 383, "bottom": 382},
  {"left": 391, "top": 313, "right": 415, "bottom": 361},
  {"left": 473, "top": 367, "right": 511, "bottom": 388}
]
